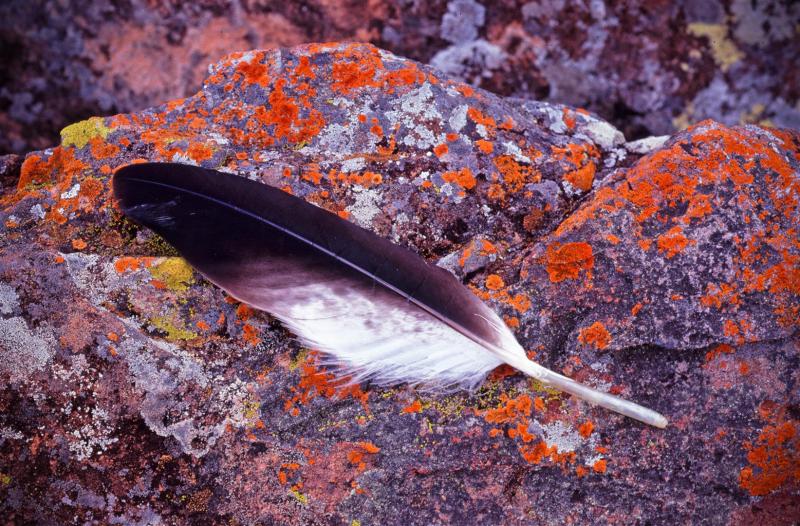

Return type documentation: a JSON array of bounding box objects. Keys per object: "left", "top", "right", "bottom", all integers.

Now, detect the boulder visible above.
[
  {"left": 2, "top": 1, "right": 798, "bottom": 153},
  {"left": 1, "top": 43, "right": 798, "bottom": 525}
]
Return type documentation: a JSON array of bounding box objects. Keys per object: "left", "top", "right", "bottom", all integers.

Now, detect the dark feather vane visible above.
[{"left": 113, "top": 162, "right": 667, "bottom": 427}]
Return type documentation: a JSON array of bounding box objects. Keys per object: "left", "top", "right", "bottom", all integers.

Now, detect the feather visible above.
[{"left": 113, "top": 162, "right": 668, "bottom": 428}]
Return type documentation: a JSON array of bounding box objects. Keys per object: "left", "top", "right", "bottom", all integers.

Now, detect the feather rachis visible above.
[{"left": 113, "top": 162, "right": 668, "bottom": 428}]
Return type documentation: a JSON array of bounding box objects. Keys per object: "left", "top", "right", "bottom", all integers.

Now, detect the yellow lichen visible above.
[
  {"left": 289, "top": 488, "right": 308, "bottom": 504},
  {"left": 241, "top": 398, "right": 261, "bottom": 422},
  {"left": 150, "top": 315, "right": 198, "bottom": 341},
  {"left": 149, "top": 257, "right": 195, "bottom": 292},
  {"left": 288, "top": 349, "right": 310, "bottom": 371},
  {"left": 60, "top": 117, "right": 111, "bottom": 149},
  {"left": 687, "top": 23, "right": 743, "bottom": 71}
]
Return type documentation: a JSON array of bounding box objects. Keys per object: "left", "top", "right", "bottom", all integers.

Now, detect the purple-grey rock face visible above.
[
  {"left": 0, "top": 43, "right": 798, "bottom": 525},
  {"left": 1, "top": 0, "right": 798, "bottom": 154}
]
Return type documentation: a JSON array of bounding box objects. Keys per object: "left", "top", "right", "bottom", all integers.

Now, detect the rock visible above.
[
  {"left": 0, "top": 43, "right": 798, "bottom": 525},
  {"left": 0, "top": 154, "right": 22, "bottom": 191},
  {"left": 2, "top": 1, "right": 798, "bottom": 154}
]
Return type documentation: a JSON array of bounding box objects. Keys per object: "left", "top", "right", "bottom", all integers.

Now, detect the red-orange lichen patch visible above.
[
  {"left": 442, "top": 167, "right": 476, "bottom": 191},
  {"left": 592, "top": 459, "right": 607, "bottom": 473},
  {"left": 545, "top": 242, "right": 594, "bottom": 283},
  {"left": 401, "top": 400, "right": 422, "bottom": 414},
  {"left": 475, "top": 140, "right": 493, "bottom": 154},
  {"left": 467, "top": 107, "right": 496, "bottom": 129},
  {"left": 564, "top": 162, "right": 596, "bottom": 192},
  {"left": 284, "top": 352, "right": 369, "bottom": 416},
  {"left": 705, "top": 343, "right": 735, "bottom": 362},
  {"left": 578, "top": 421, "right": 594, "bottom": 438},
  {"left": 16, "top": 147, "right": 88, "bottom": 193},
  {"left": 493, "top": 155, "right": 536, "bottom": 192},
  {"left": 187, "top": 143, "right": 214, "bottom": 162},
  {"left": 739, "top": 403, "right": 800, "bottom": 496},
  {"left": 433, "top": 143, "right": 448, "bottom": 158},
  {"left": 331, "top": 44, "right": 383, "bottom": 94},
  {"left": 562, "top": 107, "right": 577, "bottom": 130},
  {"left": 236, "top": 55, "right": 269, "bottom": 87},
  {"left": 114, "top": 256, "right": 143, "bottom": 274},
  {"left": 552, "top": 142, "right": 600, "bottom": 191},
  {"left": 89, "top": 136, "right": 120, "bottom": 160},
  {"left": 485, "top": 274, "right": 505, "bottom": 291},
  {"left": 579, "top": 322, "right": 611, "bottom": 350},
  {"left": 656, "top": 226, "right": 694, "bottom": 259}
]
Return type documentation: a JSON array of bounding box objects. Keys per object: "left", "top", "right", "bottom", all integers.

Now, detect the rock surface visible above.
[
  {"left": 1, "top": 43, "right": 799, "bottom": 525},
  {"left": 2, "top": 0, "right": 798, "bottom": 153}
]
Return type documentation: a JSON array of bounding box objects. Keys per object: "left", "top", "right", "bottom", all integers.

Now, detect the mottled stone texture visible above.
[
  {"left": 1, "top": 43, "right": 799, "bottom": 525},
  {"left": 1, "top": 0, "right": 798, "bottom": 154}
]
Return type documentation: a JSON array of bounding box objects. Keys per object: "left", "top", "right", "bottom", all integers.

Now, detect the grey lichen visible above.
[{"left": 0, "top": 317, "right": 55, "bottom": 382}]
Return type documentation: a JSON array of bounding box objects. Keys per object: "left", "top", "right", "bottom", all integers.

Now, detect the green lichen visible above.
[
  {"left": 60, "top": 117, "right": 111, "bottom": 149},
  {"left": 150, "top": 315, "right": 198, "bottom": 341},
  {"left": 149, "top": 257, "right": 194, "bottom": 292},
  {"left": 0, "top": 472, "right": 11, "bottom": 485}
]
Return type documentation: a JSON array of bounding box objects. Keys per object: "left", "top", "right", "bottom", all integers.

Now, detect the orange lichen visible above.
[
  {"left": 15, "top": 147, "right": 88, "bottom": 194},
  {"left": 89, "top": 136, "right": 120, "bottom": 160},
  {"left": 656, "top": 226, "right": 693, "bottom": 259},
  {"left": 467, "top": 107, "right": 496, "bottom": 129},
  {"left": 487, "top": 183, "right": 505, "bottom": 201},
  {"left": 508, "top": 294, "right": 531, "bottom": 313},
  {"left": 485, "top": 274, "right": 505, "bottom": 290},
  {"left": 564, "top": 162, "right": 596, "bottom": 192},
  {"left": 592, "top": 459, "right": 607, "bottom": 473},
  {"left": 401, "top": 400, "right": 422, "bottom": 414},
  {"left": 739, "top": 404, "right": 800, "bottom": 496},
  {"left": 186, "top": 142, "right": 214, "bottom": 163},
  {"left": 545, "top": 242, "right": 594, "bottom": 282},
  {"left": 236, "top": 55, "right": 269, "bottom": 87},
  {"left": 493, "top": 155, "right": 536, "bottom": 192},
  {"left": 284, "top": 352, "right": 369, "bottom": 415},
  {"left": 578, "top": 421, "right": 594, "bottom": 438},
  {"left": 433, "top": 143, "right": 448, "bottom": 158},
  {"left": 382, "top": 66, "right": 424, "bottom": 89},
  {"left": 475, "top": 140, "right": 493, "bottom": 154},
  {"left": 242, "top": 324, "right": 261, "bottom": 346},
  {"left": 484, "top": 394, "right": 532, "bottom": 426},
  {"left": 578, "top": 322, "right": 611, "bottom": 350},
  {"left": 331, "top": 45, "right": 383, "bottom": 94},
  {"left": 114, "top": 256, "right": 143, "bottom": 274},
  {"left": 71, "top": 238, "right": 87, "bottom": 250},
  {"left": 442, "top": 167, "right": 476, "bottom": 190},
  {"left": 251, "top": 78, "right": 325, "bottom": 144},
  {"left": 562, "top": 107, "right": 577, "bottom": 130},
  {"left": 347, "top": 442, "right": 380, "bottom": 473}
]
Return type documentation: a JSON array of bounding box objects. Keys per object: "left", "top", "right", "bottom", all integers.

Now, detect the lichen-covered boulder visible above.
[
  {"left": 2, "top": 1, "right": 798, "bottom": 154},
  {"left": 0, "top": 43, "right": 798, "bottom": 525}
]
